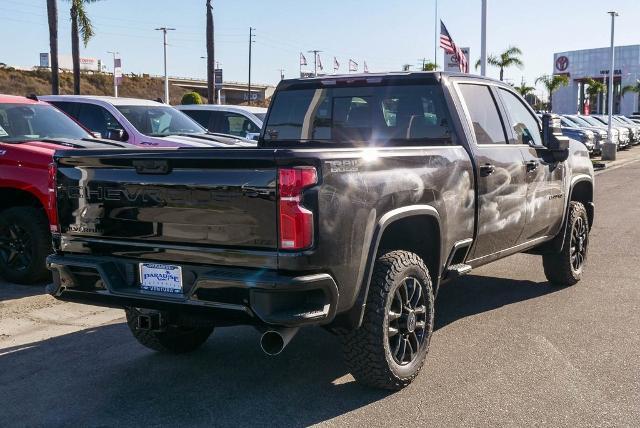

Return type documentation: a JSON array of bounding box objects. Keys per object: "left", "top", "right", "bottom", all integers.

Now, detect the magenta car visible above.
[{"left": 39, "top": 95, "right": 254, "bottom": 148}]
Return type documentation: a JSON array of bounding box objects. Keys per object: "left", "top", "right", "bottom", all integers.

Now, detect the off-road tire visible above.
[
  {"left": 543, "top": 201, "right": 589, "bottom": 287},
  {"left": 341, "top": 250, "right": 435, "bottom": 390},
  {"left": 125, "top": 308, "right": 214, "bottom": 354},
  {"left": 0, "top": 206, "right": 51, "bottom": 284}
]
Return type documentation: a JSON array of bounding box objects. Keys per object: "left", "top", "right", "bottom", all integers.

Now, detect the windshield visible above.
[
  {"left": 579, "top": 116, "right": 606, "bottom": 127},
  {"left": 116, "top": 105, "right": 205, "bottom": 136},
  {"left": 0, "top": 103, "right": 90, "bottom": 142},
  {"left": 264, "top": 83, "right": 451, "bottom": 144},
  {"left": 566, "top": 116, "right": 594, "bottom": 128}
]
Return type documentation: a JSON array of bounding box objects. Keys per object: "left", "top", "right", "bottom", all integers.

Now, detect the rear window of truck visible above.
[{"left": 263, "top": 84, "right": 452, "bottom": 144}]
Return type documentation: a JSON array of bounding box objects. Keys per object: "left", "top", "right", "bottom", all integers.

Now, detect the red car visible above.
[{"left": 0, "top": 95, "right": 129, "bottom": 284}]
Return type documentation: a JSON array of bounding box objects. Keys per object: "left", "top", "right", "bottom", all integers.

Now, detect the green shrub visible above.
[{"left": 181, "top": 91, "right": 203, "bottom": 105}]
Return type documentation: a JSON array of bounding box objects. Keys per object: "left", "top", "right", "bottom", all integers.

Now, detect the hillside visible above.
[{"left": 0, "top": 67, "right": 196, "bottom": 105}]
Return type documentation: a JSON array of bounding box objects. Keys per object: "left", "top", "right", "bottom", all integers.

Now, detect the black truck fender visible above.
[
  {"left": 528, "top": 174, "right": 594, "bottom": 255},
  {"left": 331, "top": 205, "right": 442, "bottom": 331}
]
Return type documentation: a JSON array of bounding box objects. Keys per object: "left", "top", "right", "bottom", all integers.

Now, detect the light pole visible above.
[
  {"left": 602, "top": 11, "right": 618, "bottom": 161},
  {"left": 480, "top": 0, "right": 488, "bottom": 76},
  {"left": 248, "top": 27, "right": 255, "bottom": 105},
  {"left": 155, "top": 27, "right": 175, "bottom": 104},
  {"left": 308, "top": 50, "right": 322, "bottom": 77},
  {"left": 433, "top": 0, "right": 438, "bottom": 70},
  {"left": 107, "top": 50, "right": 119, "bottom": 97}
]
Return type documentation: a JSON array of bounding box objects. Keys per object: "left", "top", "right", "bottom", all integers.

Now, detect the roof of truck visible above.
[
  {"left": 39, "top": 95, "right": 165, "bottom": 106},
  {"left": 278, "top": 71, "right": 502, "bottom": 88},
  {"left": 0, "top": 94, "right": 46, "bottom": 105}
]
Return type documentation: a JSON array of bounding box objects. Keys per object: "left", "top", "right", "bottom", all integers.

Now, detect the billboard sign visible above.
[
  {"left": 39, "top": 53, "right": 50, "bottom": 68},
  {"left": 114, "top": 58, "right": 123, "bottom": 85},
  {"left": 214, "top": 68, "right": 223, "bottom": 85},
  {"left": 444, "top": 47, "right": 470, "bottom": 72}
]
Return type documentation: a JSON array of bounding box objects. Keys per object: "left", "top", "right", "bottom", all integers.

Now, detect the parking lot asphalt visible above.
[{"left": 1, "top": 159, "right": 639, "bottom": 427}]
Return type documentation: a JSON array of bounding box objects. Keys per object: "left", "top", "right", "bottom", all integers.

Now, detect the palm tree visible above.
[
  {"left": 535, "top": 74, "right": 569, "bottom": 112},
  {"left": 46, "top": 0, "right": 60, "bottom": 95},
  {"left": 585, "top": 78, "right": 606, "bottom": 113},
  {"left": 622, "top": 80, "right": 640, "bottom": 111},
  {"left": 516, "top": 81, "right": 535, "bottom": 98},
  {"left": 68, "top": 0, "right": 99, "bottom": 95},
  {"left": 206, "top": 0, "right": 215, "bottom": 104},
  {"left": 422, "top": 61, "right": 438, "bottom": 71},
  {"left": 474, "top": 46, "right": 524, "bottom": 81}
]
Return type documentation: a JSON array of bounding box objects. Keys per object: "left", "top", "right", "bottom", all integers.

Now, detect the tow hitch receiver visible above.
[{"left": 136, "top": 311, "right": 166, "bottom": 331}]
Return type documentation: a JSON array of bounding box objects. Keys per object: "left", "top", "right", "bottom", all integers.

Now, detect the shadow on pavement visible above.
[
  {"left": 0, "top": 273, "right": 559, "bottom": 426},
  {"left": 0, "top": 281, "right": 47, "bottom": 301},
  {"left": 435, "top": 274, "right": 559, "bottom": 330}
]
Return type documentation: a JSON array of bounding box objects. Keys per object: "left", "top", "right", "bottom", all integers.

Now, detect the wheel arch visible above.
[
  {"left": 569, "top": 177, "right": 594, "bottom": 229},
  {"left": 0, "top": 187, "right": 48, "bottom": 216},
  {"left": 332, "top": 205, "right": 442, "bottom": 331}
]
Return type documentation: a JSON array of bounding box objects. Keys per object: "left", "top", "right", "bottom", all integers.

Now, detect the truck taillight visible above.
[
  {"left": 278, "top": 166, "right": 317, "bottom": 250},
  {"left": 47, "top": 162, "right": 59, "bottom": 233}
]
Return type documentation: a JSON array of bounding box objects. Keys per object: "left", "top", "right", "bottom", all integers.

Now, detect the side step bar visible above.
[{"left": 445, "top": 263, "right": 472, "bottom": 280}]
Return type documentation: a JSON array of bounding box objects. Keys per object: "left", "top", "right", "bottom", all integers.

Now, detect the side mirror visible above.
[
  {"left": 542, "top": 113, "right": 570, "bottom": 162},
  {"left": 246, "top": 132, "right": 260, "bottom": 141},
  {"left": 105, "top": 128, "right": 125, "bottom": 141}
]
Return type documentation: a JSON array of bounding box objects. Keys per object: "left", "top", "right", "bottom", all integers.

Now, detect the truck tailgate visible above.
[{"left": 54, "top": 149, "right": 278, "bottom": 251}]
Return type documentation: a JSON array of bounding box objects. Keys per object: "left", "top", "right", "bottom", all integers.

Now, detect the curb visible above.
[{"left": 594, "top": 157, "right": 640, "bottom": 175}]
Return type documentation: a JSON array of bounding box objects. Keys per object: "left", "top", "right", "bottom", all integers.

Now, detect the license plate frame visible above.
[{"left": 139, "top": 263, "right": 183, "bottom": 294}]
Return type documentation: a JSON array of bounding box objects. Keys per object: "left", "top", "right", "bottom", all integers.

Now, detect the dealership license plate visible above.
[{"left": 139, "top": 263, "right": 183, "bottom": 294}]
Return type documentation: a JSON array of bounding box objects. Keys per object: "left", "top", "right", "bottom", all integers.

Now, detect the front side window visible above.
[
  {"left": 498, "top": 89, "right": 542, "bottom": 146},
  {"left": 116, "top": 106, "right": 204, "bottom": 136},
  {"left": 77, "top": 103, "right": 122, "bottom": 136},
  {"left": 0, "top": 103, "right": 90, "bottom": 142},
  {"left": 458, "top": 84, "right": 507, "bottom": 145},
  {"left": 263, "top": 83, "right": 451, "bottom": 144}
]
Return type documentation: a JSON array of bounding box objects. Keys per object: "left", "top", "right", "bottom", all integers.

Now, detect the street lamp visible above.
[
  {"left": 155, "top": 27, "right": 175, "bottom": 104},
  {"left": 480, "top": 0, "right": 488, "bottom": 76},
  {"left": 602, "top": 11, "right": 618, "bottom": 161}
]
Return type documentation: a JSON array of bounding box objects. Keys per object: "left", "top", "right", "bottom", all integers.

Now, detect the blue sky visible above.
[{"left": 1, "top": 0, "right": 639, "bottom": 98}]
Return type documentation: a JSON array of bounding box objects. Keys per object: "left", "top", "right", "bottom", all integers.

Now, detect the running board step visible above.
[{"left": 445, "top": 263, "right": 472, "bottom": 279}]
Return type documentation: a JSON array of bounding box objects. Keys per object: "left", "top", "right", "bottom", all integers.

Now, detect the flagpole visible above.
[
  {"left": 434, "top": 0, "right": 438, "bottom": 70},
  {"left": 480, "top": 0, "right": 488, "bottom": 76}
]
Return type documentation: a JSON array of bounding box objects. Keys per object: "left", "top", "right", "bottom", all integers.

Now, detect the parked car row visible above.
[
  {"left": 551, "top": 113, "right": 640, "bottom": 155},
  {"left": 0, "top": 94, "right": 261, "bottom": 283}
]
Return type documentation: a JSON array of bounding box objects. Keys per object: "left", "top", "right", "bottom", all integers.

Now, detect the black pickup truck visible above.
[{"left": 47, "top": 72, "right": 594, "bottom": 390}]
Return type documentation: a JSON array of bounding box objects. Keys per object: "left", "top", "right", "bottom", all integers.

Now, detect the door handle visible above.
[
  {"left": 525, "top": 160, "right": 538, "bottom": 172},
  {"left": 479, "top": 163, "right": 495, "bottom": 176}
]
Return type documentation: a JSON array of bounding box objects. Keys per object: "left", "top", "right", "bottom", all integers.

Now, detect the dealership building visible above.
[{"left": 552, "top": 45, "right": 640, "bottom": 115}]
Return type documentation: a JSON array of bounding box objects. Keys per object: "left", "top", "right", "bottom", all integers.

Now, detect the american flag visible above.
[{"left": 440, "top": 20, "right": 468, "bottom": 73}]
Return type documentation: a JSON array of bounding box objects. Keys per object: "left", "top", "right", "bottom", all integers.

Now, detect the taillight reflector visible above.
[
  {"left": 47, "top": 162, "right": 59, "bottom": 232},
  {"left": 278, "top": 167, "right": 317, "bottom": 250}
]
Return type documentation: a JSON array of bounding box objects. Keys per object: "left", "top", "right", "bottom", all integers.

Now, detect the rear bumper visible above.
[{"left": 46, "top": 254, "right": 339, "bottom": 328}]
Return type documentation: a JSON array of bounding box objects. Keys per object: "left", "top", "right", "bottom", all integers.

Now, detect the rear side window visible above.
[
  {"left": 221, "top": 112, "right": 260, "bottom": 136},
  {"left": 263, "top": 84, "right": 452, "bottom": 144},
  {"left": 458, "top": 84, "right": 507, "bottom": 145},
  {"left": 182, "top": 110, "right": 211, "bottom": 129}
]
